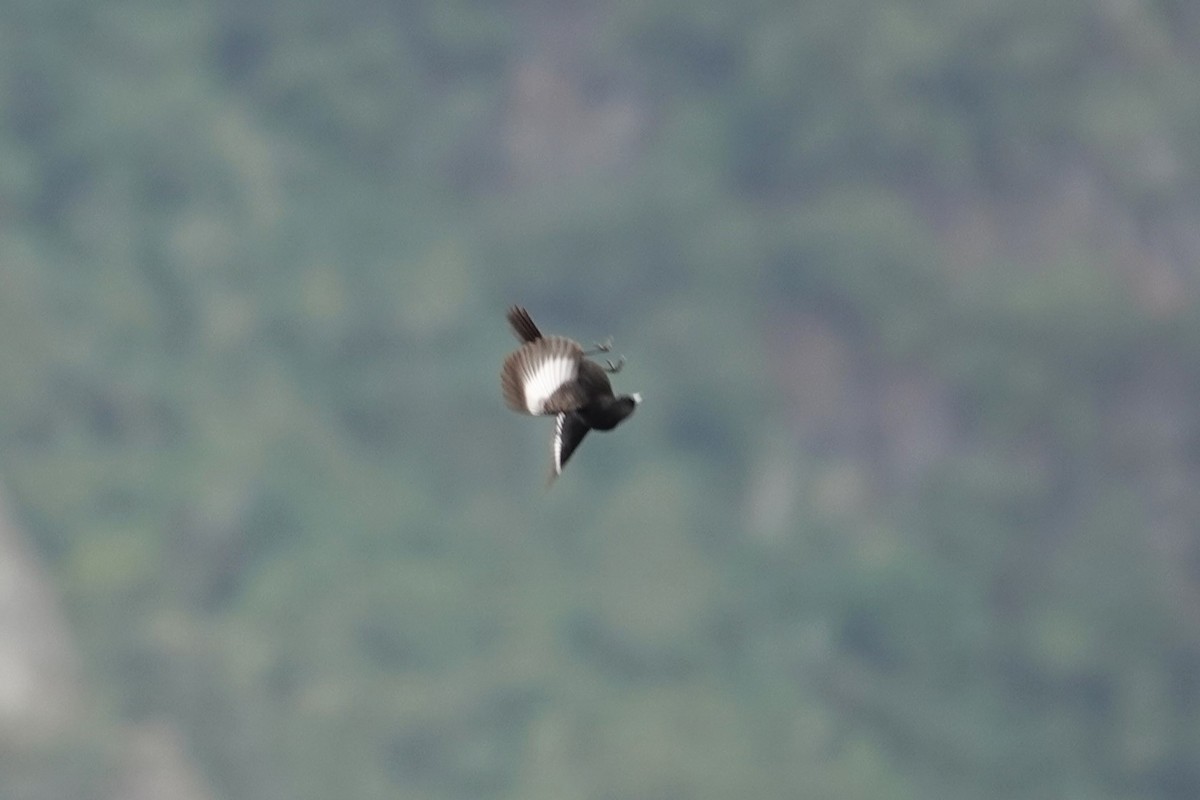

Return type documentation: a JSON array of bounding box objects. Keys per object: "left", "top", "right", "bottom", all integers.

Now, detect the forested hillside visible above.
[{"left": 2, "top": 1, "right": 1199, "bottom": 798}]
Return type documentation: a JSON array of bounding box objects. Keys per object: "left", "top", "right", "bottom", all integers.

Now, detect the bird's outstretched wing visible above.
[{"left": 500, "top": 336, "right": 584, "bottom": 415}]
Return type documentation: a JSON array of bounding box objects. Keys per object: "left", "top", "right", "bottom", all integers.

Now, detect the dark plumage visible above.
[{"left": 500, "top": 305, "right": 641, "bottom": 482}]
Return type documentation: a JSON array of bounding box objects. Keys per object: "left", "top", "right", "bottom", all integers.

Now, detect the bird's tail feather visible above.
[{"left": 506, "top": 306, "right": 543, "bottom": 343}]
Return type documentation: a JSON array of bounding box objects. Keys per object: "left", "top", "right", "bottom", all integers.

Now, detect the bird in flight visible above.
[{"left": 501, "top": 306, "right": 641, "bottom": 482}]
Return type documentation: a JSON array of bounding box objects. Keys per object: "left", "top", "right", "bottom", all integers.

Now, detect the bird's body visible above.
[{"left": 500, "top": 306, "right": 640, "bottom": 481}]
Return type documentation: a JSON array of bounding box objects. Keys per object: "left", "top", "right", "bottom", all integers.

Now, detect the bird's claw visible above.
[
  {"left": 584, "top": 336, "right": 614, "bottom": 356},
  {"left": 603, "top": 355, "right": 625, "bottom": 374}
]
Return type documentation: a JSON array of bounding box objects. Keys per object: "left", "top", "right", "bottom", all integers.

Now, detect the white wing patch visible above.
[{"left": 523, "top": 355, "right": 577, "bottom": 414}]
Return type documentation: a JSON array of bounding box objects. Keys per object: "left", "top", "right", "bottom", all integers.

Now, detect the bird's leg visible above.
[
  {"left": 603, "top": 355, "right": 625, "bottom": 374},
  {"left": 581, "top": 336, "right": 613, "bottom": 356}
]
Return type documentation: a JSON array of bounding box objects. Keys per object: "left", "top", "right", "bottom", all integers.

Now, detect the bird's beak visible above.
[{"left": 631, "top": 393, "right": 643, "bottom": 404}]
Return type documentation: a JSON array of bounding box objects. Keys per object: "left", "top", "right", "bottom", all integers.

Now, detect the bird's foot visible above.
[
  {"left": 582, "top": 336, "right": 613, "bottom": 356},
  {"left": 603, "top": 355, "right": 625, "bottom": 374}
]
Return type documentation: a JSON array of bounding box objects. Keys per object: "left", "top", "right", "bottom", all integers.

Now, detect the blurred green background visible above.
[{"left": 2, "top": 1, "right": 1199, "bottom": 798}]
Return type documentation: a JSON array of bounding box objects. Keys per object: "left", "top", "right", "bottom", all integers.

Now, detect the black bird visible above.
[{"left": 501, "top": 306, "right": 641, "bottom": 482}]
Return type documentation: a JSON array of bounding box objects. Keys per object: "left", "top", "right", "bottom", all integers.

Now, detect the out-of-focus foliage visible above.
[{"left": 2, "top": 0, "right": 1199, "bottom": 798}]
